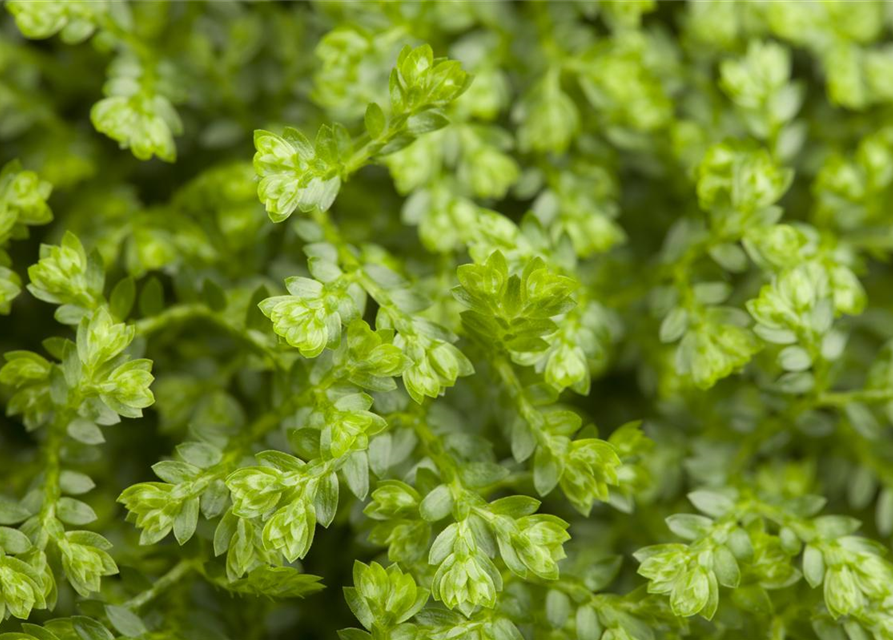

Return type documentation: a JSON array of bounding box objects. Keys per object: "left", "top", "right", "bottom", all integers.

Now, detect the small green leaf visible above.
[
  {"left": 72, "top": 616, "right": 114, "bottom": 640},
  {"left": 202, "top": 278, "right": 227, "bottom": 312},
  {"left": 0, "top": 499, "right": 31, "bottom": 525},
  {"left": 58, "top": 497, "right": 98, "bottom": 525},
  {"left": 60, "top": 470, "right": 96, "bottom": 495},
  {"left": 138, "top": 277, "right": 165, "bottom": 317},
  {"left": 109, "top": 277, "right": 136, "bottom": 321},
  {"left": 803, "top": 545, "right": 825, "bottom": 588},
  {"left": 419, "top": 484, "right": 453, "bottom": 522},
  {"left": 67, "top": 419, "right": 105, "bottom": 445},
  {"left": 364, "top": 102, "right": 386, "bottom": 139},
  {"left": 105, "top": 605, "right": 148, "bottom": 637}
]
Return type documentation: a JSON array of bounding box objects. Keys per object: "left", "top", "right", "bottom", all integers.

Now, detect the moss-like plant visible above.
[{"left": 3, "top": 2, "right": 893, "bottom": 640}]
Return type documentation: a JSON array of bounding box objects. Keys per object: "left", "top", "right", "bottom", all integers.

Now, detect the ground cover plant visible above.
[{"left": 3, "top": 1, "right": 893, "bottom": 639}]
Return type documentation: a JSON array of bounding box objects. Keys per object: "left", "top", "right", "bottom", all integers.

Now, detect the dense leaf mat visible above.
[{"left": 3, "top": 2, "right": 893, "bottom": 639}]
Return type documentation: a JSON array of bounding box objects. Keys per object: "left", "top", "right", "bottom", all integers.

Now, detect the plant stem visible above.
[
  {"left": 124, "top": 559, "right": 195, "bottom": 610},
  {"left": 171, "top": 393, "right": 308, "bottom": 501},
  {"left": 816, "top": 388, "right": 893, "bottom": 407},
  {"left": 310, "top": 208, "right": 417, "bottom": 337},
  {"left": 492, "top": 356, "right": 550, "bottom": 448},
  {"left": 134, "top": 303, "right": 282, "bottom": 368},
  {"left": 37, "top": 411, "right": 66, "bottom": 545},
  {"left": 405, "top": 406, "right": 461, "bottom": 487},
  {"left": 133, "top": 303, "right": 208, "bottom": 334}
]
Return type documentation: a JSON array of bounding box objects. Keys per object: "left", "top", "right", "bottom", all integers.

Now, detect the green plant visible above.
[{"left": 3, "top": 2, "right": 893, "bottom": 639}]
